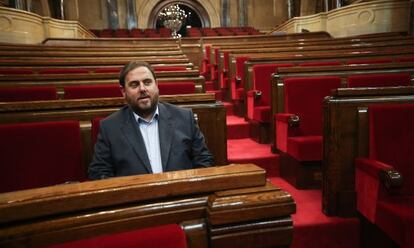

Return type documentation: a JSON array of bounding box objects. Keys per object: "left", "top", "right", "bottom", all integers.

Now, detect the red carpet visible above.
[
  {"left": 227, "top": 138, "right": 279, "bottom": 177},
  {"left": 227, "top": 115, "right": 250, "bottom": 139},
  {"left": 225, "top": 110, "right": 360, "bottom": 248},
  {"left": 270, "top": 177, "right": 360, "bottom": 248}
]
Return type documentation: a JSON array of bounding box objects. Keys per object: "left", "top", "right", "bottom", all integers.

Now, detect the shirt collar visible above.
[{"left": 133, "top": 106, "right": 159, "bottom": 124}]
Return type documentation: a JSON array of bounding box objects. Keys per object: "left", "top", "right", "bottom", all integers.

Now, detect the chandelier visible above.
[{"left": 158, "top": 4, "right": 187, "bottom": 38}]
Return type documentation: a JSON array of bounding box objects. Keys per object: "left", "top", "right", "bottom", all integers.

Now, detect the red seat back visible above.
[
  {"left": 154, "top": 66, "right": 187, "bottom": 72},
  {"left": 64, "top": 84, "right": 122, "bottom": 99},
  {"left": 283, "top": 76, "right": 341, "bottom": 135},
  {"left": 0, "top": 86, "right": 57, "bottom": 102},
  {"left": 0, "top": 121, "right": 85, "bottom": 193},
  {"left": 158, "top": 82, "right": 195, "bottom": 95},
  {"left": 253, "top": 63, "right": 293, "bottom": 106},
  {"left": 347, "top": 73, "right": 411, "bottom": 88},
  {"left": 0, "top": 68, "right": 34, "bottom": 75},
  {"left": 39, "top": 68, "right": 90, "bottom": 74},
  {"left": 368, "top": 103, "right": 414, "bottom": 195}
]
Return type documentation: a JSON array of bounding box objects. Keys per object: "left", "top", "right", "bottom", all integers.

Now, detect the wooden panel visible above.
[
  {"left": 0, "top": 164, "right": 295, "bottom": 248},
  {"left": 322, "top": 86, "right": 414, "bottom": 216}
]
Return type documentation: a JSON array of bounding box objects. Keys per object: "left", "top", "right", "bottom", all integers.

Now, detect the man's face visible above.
[{"left": 121, "top": 66, "right": 159, "bottom": 120}]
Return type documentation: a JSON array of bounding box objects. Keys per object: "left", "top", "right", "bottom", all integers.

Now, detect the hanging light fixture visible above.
[{"left": 158, "top": 4, "right": 187, "bottom": 38}]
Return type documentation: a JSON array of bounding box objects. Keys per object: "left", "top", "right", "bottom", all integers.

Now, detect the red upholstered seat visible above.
[
  {"left": 158, "top": 82, "right": 195, "bottom": 95},
  {"left": 247, "top": 63, "right": 293, "bottom": 123},
  {"left": 347, "top": 73, "right": 411, "bottom": 88},
  {"left": 346, "top": 58, "right": 393, "bottom": 65},
  {"left": 200, "top": 45, "right": 212, "bottom": 79},
  {"left": 0, "top": 86, "right": 57, "bottom": 102},
  {"left": 154, "top": 66, "right": 187, "bottom": 72},
  {"left": 230, "top": 56, "right": 249, "bottom": 101},
  {"left": 91, "top": 117, "right": 104, "bottom": 145},
  {"left": 396, "top": 56, "right": 414, "bottom": 62},
  {"left": 219, "top": 51, "right": 230, "bottom": 89},
  {"left": 64, "top": 84, "right": 122, "bottom": 99},
  {"left": 209, "top": 48, "right": 220, "bottom": 82},
  {"left": 276, "top": 76, "right": 341, "bottom": 161},
  {"left": 47, "top": 224, "right": 187, "bottom": 248},
  {"left": 0, "top": 121, "right": 85, "bottom": 193},
  {"left": 0, "top": 68, "right": 34, "bottom": 75},
  {"left": 93, "top": 67, "right": 122, "bottom": 73},
  {"left": 39, "top": 68, "right": 90, "bottom": 74},
  {"left": 355, "top": 103, "right": 414, "bottom": 248}
]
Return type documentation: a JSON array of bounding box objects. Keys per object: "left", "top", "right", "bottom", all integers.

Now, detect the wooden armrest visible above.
[
  {"left": 254, "top": 90, "right": 262, "bottom": 100},
  {"left": 379, "top": 168, "right": 404, "bottom": 189},
  {"left": 235, "top": 76, "right": 241, "bottom": 85},
  {"left": 288, "top": 115, "right": 300, "bottom": 128}
]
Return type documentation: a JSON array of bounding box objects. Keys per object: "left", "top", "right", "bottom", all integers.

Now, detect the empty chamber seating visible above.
[
  {"left": 0, "top": 120, "right": 85, "bottom": 193},
  {"left": 64, "top": 84, "right": 122, "bottom": 99},
  {"left": 347, "top": 73, "right": 411, "bottom": 87},
  {"left": 0, "top": 86, "right": 57, "bottom": 102},
  {"left": 275, "top": 76, "right": 341, "bottom": 188},
  {"left": 355, "top": 103, "right": 414, "bottom": 248}
]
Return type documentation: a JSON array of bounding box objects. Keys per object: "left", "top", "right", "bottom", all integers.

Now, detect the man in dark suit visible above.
[{"left": 88, "top": 61, "right": 213, "bottom": 179}]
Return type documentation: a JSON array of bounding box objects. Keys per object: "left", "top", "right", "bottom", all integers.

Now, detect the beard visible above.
[{"left": 127, "top": 92, "right": 159, "bottom": 119}]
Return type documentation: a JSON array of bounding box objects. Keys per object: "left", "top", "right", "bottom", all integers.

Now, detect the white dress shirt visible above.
[{"left": 133, "top": 107, "right": 163, "bottom": 173}]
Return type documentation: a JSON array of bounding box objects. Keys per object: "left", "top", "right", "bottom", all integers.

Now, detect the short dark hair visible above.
[{"left": 119, "top": 61, "right": 157, "bottom": 87}]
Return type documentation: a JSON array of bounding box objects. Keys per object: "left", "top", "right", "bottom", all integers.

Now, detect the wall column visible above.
[
  {"left": 106, "top": 0, "right": 119, "bottom": 29},
  {"left": 410, "top": 0, "right": 414, "bottom": 35},
  {"left": 126, "top": 0, "right": 137, "bottom": 29},
  {"left": 221, "top": 0, "right": 230, "bottom": 27},
  {"left": 287, "top": 0, "right": 295, "bottom": 19},
  {"left": 238, "top": 0, "right": 247, "bottom": 26}
]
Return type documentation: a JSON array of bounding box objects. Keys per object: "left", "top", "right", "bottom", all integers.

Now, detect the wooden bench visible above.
[
  {"left": 322, "top": 86, "right": 414, "bottom": 217},
  {"left": 0, "top": 70, "right": 206, "bottom": 96},
  {"left": 0, "top": 93, "right": 227, "bottom": 172},
  {"left": 0, "top": 163, "right": 296, "bottom": 248},
  {"left": 271, "top": 62, "right": 414, "bottom": 148}
]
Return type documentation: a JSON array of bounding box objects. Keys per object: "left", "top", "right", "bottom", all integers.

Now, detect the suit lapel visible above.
[
  {"left": 158, "top": 103, "right": 174, "bottom": 171},
  {"left": 121, "top": 107, "right": 152, "bottom": 173}
]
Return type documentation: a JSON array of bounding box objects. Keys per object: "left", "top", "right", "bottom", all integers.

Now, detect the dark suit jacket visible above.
[{"left": 88, "top": 102, "right": 214, "bottom": 179}]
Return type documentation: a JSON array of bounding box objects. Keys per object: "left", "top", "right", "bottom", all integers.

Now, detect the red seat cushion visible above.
[
  {"left": 64, "top": 84, "right": 122, "bottom": 99},
  {"left": 0, "top": 121, "right": 84, "bottom": 193},
  {"left": 284, "top": 76, "right": 341, "bottom": 135},
  {"left": 0, "top": 86, "right": 57, "bottom": 102},
  {"left": 39, "top": 68, "right": 90, "bottom": 74},
  {"left": 0, "top": 68, "right": 34, "bottom": 74},
  {"left": 48, "top": 224, "right": 187, "bottom": 248},
  {"left": 252, "top": 106, "right": 271, "bottom": 123},
  {"left": 93, "top": 67, "right": 122, "bottom": 73},
  {"left": 158, "top": 82, "right": 195, "bottom": 95},
  {"left": 287, "top": 136, "right": 322, "bottom": 161},
  {"left": 154, "top": 66, "right": 187, "bottom": 72},
  {"left": 91, "top": 117, "right": 104, "bottom": 145},
  {"left": 347, "top": 73, "right": 411, "bottom": 88}
]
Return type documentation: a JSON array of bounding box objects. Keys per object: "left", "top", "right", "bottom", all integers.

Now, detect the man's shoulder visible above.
[
  {"left": 101, "top": 105, "right": 130, "bottom": 125},
  {"left": 159, "top": 102, "right": 190, "bottom": 113}
]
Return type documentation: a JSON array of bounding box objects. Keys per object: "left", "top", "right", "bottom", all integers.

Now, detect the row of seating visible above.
[
  {"left": 90, "top": 27, "right": 263, "bottom": 38},
  {"left": 0, "top": 82, "right": 196, "bottom": 102},
  {"left": 2, "top": 31, "right": 413, "bottom": 247},
  {"left": 199, "top": 32, "right": 414, "bottom": 247}
]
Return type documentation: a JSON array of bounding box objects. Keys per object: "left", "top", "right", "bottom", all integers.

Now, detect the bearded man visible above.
[{"left": 89, "top": 61, "right": 213, "bottom": 179}]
